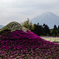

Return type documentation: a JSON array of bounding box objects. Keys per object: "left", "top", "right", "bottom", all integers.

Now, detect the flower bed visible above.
[{"left": 0, "top": 29, "right": 59, "bottom": 59}]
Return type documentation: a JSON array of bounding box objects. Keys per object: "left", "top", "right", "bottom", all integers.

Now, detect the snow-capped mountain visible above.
[{"left": 30, "top": 12, "right": 59, "bottom": 29}]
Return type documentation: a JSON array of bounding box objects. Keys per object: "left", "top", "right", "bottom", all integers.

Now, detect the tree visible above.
[
  {"left": 57, "top": 25, "right": 59, "bottom": 29},
  {"left": 21, "top": 18, "right": 29, "bottom": 29},
  {"left": 32, "top": 23, "right": 44, "bottom": 36},
  {"left": 57, "top": 29, "right": 59, "bottom": 36},
  {"left": 53, "top": 25, "right": 57, "bottom": 30},
  {"left": 29, "top": 21, "right": 35, "bottom": 30},
  {"left": 52, "top": 25, "right": 57, "bottom": 36},
  {"left": 21, "top": 18, "right": 35, "bottom": 30},
  {"left": 43, "top": 23, "right": 50, "bottom": 36}
]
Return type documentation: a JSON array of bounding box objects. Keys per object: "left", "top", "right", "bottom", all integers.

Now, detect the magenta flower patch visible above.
[{"left": 0, "top": 29, "right": 59, "bottom": 58}]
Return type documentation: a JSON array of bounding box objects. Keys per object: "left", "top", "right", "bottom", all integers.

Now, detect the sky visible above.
[{"left": 0, "top": 0, "right": 59, "bottom": 25}]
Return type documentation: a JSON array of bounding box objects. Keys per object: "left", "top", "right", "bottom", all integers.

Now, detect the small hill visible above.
[{"left": 0, "top": 21, "right": 31, "bottom": 33}]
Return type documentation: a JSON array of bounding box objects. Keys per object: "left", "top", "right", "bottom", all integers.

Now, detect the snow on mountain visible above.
[{"left": 30, "top": 12, "right": 59, "bottom": 29}]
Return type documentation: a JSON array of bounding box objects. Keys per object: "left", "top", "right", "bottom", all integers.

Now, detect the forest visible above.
[{"left": 21, "top": 18, "right": 59, "bottom": 36}]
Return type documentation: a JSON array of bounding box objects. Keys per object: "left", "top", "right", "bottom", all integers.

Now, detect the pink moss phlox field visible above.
[
  {"left": 0, "top": 29, "right": 59, "bottom": 50},
  {"left": 0, "top": 29, "right": 59, "bottom": 58}
]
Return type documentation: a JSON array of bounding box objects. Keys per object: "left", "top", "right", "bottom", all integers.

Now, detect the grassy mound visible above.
[{"left": 0, "top": 21, "right": 31, "bottom": 33}]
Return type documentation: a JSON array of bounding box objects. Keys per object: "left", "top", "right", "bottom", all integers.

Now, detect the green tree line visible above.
[{"left": 21, "top": 18, "right": 59, "bottom": 36}]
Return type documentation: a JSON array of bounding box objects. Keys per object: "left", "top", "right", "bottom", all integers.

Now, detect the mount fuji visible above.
[{"left": 30, "top": 12, "right": 59, "bottom": 29}]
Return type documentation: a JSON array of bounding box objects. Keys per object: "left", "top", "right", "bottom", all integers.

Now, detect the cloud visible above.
[{"left": 0, "top": 0, "right": 59, "bottom": 25}]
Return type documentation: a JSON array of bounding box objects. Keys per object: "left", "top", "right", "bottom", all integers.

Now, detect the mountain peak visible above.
[
  {"left": 41, "top": 12, "right": 56, "bottom": 16},
  {"left": 44, "top": 12, "right": 52, "bottom": 14},
  {"left": 30, "top": 12, "right": 59, "bottom": 29},
  {"left": 44, "top": 12, "right": 51, "bottom": 14}
]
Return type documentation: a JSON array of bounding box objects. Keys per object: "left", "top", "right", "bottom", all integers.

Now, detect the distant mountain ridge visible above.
[
  {"left": 30, "top": 12, "right": 59, "bottom": 29},
  {"left": 0, "top": 25, "right": 4, "bottom": 29}
]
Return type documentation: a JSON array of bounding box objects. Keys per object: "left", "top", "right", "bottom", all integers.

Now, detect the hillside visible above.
[{"left": 0, "top": 21, "right": 31, "bottom": 33}]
